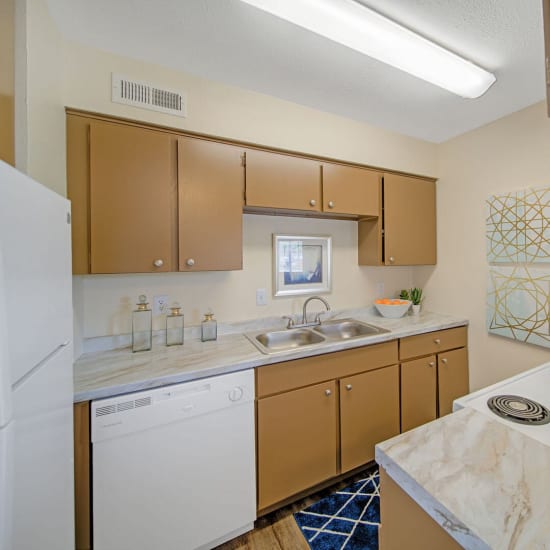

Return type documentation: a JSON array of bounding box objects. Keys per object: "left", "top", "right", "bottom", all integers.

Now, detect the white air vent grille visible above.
[
  {"left": 96, "top": 404, "right": 116, "bottom": 417},
  {"left": 95, "top": 395, "right": 152, "bottom": 417},
  {"left": 112, "top": 73, "right": 186, "bottom": 117}
]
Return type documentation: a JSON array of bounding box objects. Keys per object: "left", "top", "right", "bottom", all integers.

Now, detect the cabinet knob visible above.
[
  {"left": 325, "top": 389, "right": 332, "bottom": 396},
  {"left": 345, "top": 384, "right": 352, "bottom": 391},
  {"left": 153, "top": 259, "right": 164, "bottom": 267},
  {"left": 309, "top": 199, "right": 317, "bottom": 207},
  {"left": 434, "top": 338, "right": 441, "bottom": 345},
  {"left": 186, "top": 258, "right": 195, "bottom": 267},
  {"left": 429, "top": 361, "right": 435, "bottom": 367},
  {"left": 328, "top": 200, "right": 335, "bottom": 209},
  {"left": 389, "top": 256, "right": 395, "bottom": 263},
  {"left": 441, "top": 358, "right": 448, "bottom": 365}
]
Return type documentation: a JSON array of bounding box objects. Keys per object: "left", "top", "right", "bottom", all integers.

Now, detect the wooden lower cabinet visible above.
[
  {"left": 379, "top": 468, "right": 462, "bottom": 550},
  {"left": 340, "top": 365, "right": 400, "bottom": 473},
  {"left": 74, "top": 402, "right": 91, "bottom": 550},
  {"left": 438, "top": 347, "right": 470, "bottom": 416},
  {"left": 401, "top": 355, "right": 437, "bottom": 432},
  {"left": 400, "top": 327, "right": 469, "bottom": 432},
  {"left": 257, "top": 381, "right": 338, "bottom": 510},
  {"left": 256, "top": 341, "right": 400, "bottom": 512}
]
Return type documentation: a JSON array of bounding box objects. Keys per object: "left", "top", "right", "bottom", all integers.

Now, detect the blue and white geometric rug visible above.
[{"left": 294, "top": 467, "right": 380, "bottom": 550}]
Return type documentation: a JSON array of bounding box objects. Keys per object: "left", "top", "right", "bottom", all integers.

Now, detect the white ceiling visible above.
[{"left": 46, "top": 0, "right": 546, "bottom": 143}]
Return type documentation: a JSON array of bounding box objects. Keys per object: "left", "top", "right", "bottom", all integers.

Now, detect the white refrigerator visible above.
[{"left": 0, "top": 161, "right": 75, "bottom": 550}]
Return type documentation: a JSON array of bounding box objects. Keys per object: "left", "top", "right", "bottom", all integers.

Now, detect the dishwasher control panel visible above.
[{"left": 91, "top": 369, "right": 254, "bottom": 443}]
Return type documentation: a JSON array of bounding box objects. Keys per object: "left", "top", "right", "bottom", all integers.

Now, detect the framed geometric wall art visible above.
[
  {"left": 486, "top": 186, "right": 549, "bottom": 262},
  {"left": 487, "top": 266, "right": 549, "bottom": 348},
  {"left": 486, "top": 186, "right": 550, "bottom": 349}
]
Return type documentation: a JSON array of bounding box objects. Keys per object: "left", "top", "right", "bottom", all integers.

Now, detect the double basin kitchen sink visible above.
[{"left": 245, "top": 318, "right": 390, "bottom": 354}]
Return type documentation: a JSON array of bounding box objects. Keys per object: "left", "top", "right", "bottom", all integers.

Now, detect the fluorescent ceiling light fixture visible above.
[{"left": 239, "top": 0, "right": 496, "bottom": 99}]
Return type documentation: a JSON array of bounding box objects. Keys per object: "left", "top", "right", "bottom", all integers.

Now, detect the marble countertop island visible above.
[
  {"left": 376, "top": 407, "right": 550, "bottom": 549},
  {"left": 74, "top": 308, "right": 467, "bottom": 402}
]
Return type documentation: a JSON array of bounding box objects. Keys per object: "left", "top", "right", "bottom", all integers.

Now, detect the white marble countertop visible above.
[
  {"left": 376, "top": 407, "right": 550, "bottom": 549},
  {"left": 74, "top": 307, "right": 468, "bottom": 402}
]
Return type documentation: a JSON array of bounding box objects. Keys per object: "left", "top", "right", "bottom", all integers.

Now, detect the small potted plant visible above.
[
  {"left": 410, "top": 287, "right": 423, "bottom": 315},
  {"left": 399, "top": 289, "right": 410, "bottom": 301}
]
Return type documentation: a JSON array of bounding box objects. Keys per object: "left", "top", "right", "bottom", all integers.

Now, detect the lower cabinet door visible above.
[
  {"left": 401, "top": 355, "right": 437, "bottom": 432},
  {"left": 257, "top": 381, "right": 337, "bottom": 510},
  {"left": 340, "top": 365, "right": 400, "bottom": 473},
  {"left": 438, "top": 347, "right": 469, "bottom": 417}
]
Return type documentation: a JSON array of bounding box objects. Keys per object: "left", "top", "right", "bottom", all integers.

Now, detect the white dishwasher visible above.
[{"left": 91, "top": 369, "right": 256, "bottom": 550}]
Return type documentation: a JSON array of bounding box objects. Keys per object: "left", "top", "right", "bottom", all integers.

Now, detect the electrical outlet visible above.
[
  {"left": 256, "top": 288, "right": 267, "bottom": 306},
  {"left": 153, "top": 295, "right": 169, "bottom": 315},
  {"left": 376, "top": 282, "right": 385, "bottom": 298}
]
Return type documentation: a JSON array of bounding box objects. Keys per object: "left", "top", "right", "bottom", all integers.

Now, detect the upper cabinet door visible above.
[
  {"left": 178, "top": 137, "right": 244, "bottom": 271},
  {"left": 322, "top": 164, "right": 380, "bottom": 216},
  {"left": 383, "top": 174, "right": 436, "bottom": 265},
  {"left": 245, "top": 149, "right": 321, "bottom": 211},
  {"left": 89, "top": 122, "right": 177, "bottom": 274}
]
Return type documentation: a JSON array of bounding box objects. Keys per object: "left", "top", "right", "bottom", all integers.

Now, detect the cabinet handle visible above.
[
  {"left": 434, "top": 338, "right": 441, "bottom": 345},
  {"left": 441, "top": 358, "right": 448, "bottom": 365},
  {"left": 325, "top": 389, "right": 332, "bottom": 396},
  {"left": 345, "top": 384, "right": 352, "bottom": 391},
  {"left": 153, "top": 259, "right": 164, "bottom": 267},
  {"left": 428, "top": 361, "right": 435, "bottom": 367},
  {"left": 186, "top": 258, "right": 195, "bottom": 267},
  {"left": 309, "top": 199, "right": 317, "bottom": 207},
  {"left": 389, "top": 256, "right": 395, "bottom": 263},
  {"left": 328, "top": 200, "right": 335, "bottom": 209}
]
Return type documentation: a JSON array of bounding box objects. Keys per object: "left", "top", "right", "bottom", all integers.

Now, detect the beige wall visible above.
[
  {"left": 63, "top": 43, "right": 436, "bottom": 178},
  {"left": 23, "top": 1, "right": 549, "bottom": 384},
  {"left": 419, "top": 101, "right": 550, "bottom": 391},
  {"left": 25, "top": 0, "right": 66, "bottom": 195},
  {"left": 57, "top": 33, "right": 438, "bottom": 352},
  {"left": 77, "top": 215, "right": 414, "bottom": 338}
]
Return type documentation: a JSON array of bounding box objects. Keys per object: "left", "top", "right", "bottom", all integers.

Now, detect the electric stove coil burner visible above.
[{"left": 487, "top": 395, "right": 550, "bottom": 425}]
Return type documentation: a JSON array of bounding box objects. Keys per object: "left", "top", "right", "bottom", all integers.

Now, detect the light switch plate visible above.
[
  {"left": 153, "top": 295, "right": 169, "bottom": 315},
  {"left": 256, "top": 288, "right": 267, "bottom": 306}
]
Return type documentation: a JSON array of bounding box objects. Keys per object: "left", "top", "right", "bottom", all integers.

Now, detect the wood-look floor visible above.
[{"left": 214, "top": 467, "right": 374, "bottom": 550}]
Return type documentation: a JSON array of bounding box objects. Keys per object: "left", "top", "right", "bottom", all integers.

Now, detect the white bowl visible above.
[{"left": 374, "top": 300, "right": 411, "bottom": 318}]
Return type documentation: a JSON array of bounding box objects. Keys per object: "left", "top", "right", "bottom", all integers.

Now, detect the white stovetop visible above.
[{"left": 454, "top": 362, "right": 550, "bottom": 447}]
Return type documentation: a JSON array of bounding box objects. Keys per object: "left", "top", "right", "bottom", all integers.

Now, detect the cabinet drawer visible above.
[
  {"left": 256, "top": 341, "right": 398, "bottom": 398},
  {"left": 399, "top": 326, "right": 467, "bottom": 361}
]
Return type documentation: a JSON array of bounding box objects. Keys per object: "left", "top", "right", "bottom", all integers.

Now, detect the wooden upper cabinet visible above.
[
  {"left": 67, "top": 113, "right": 245, "bottom": 274},
  {"left": 0, "top": 0, "right": 15, "bottom": 166},
  {"left": 244, "top": 150, "right": 381, "bottom": 217},
  {"left": 322, "top": 163, "right": 380, "bottom": 216},
  {"left": 384, "top": 174, "right": 436, "bottom": 265},
  {"left": 177, "top": 137, "right": 244, "bottom": 271},
  {"left": 245, "top": 149, "right": 322, "bottom": 211},
  {"left": 67, "top": 114, "right": 91, "bottom": 274},
  {"left": 358, "top": 173, "right": 436, "bottom": 266},
  {"left": 89, "top": 122, "right": 177, "bottom": 274}
]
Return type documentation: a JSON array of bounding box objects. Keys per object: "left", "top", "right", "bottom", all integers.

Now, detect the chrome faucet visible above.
[
  {"left": 282, "top": 295, "right": 331, "bottom": 329},
  {"left": 302, "top": 295, "right": 331, "bottom": 325}
]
